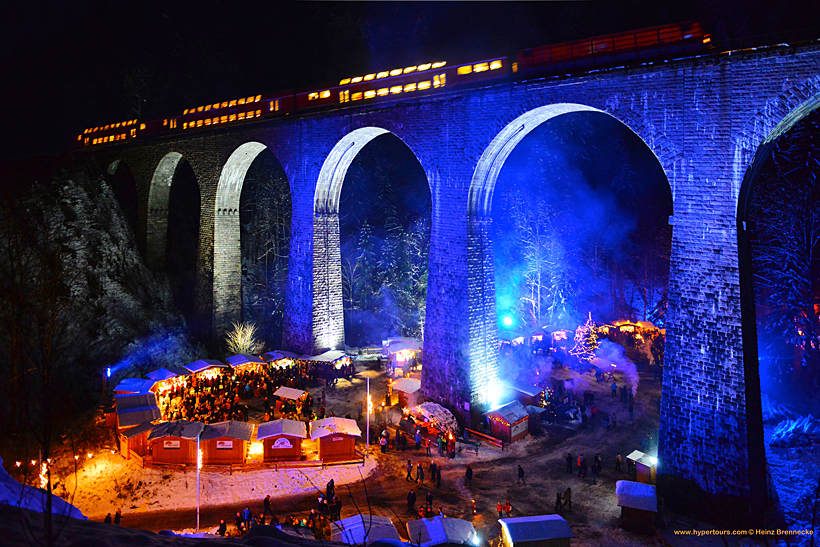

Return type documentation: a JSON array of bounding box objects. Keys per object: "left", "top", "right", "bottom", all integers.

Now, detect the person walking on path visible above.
[
  {"left": 611, "top": 381, "right": 617, "bottom": 398},
  {"left": 424, "top": 437, "right": 431, "bottom": 456},
  {"left": 565, "top": 453, "right": 573, "bottom": 474},
  {"left": 114, "top": 509, "right": 122, "bottom": 526},
  {"left": 415, "top": 430, "right": 422, "bottom": 450},
  {"left": 615, "top": 453, "right": 623, "bottom": 471},
  {"left": 104, "top": 513, "right": 112, "bottom": 524},
  {"left": 263, "top": 494, "right": 273, "bottom": 520},
  {"left": 426, "top": 491, "right": 433, "bottom": 512},
  {"left": 504, "top": 500, "right": 512, "bottom": 517},
  {"left": 417, "top": 463, "right": 425, "bottom": 487},
  {"left": 465, "top": 464, "right": 473, "bottom": 487},
  {"left": 554, "top": 492, "right": 563, "bottom": 513},
  {"left": 430, "top": 461, "right": 437, "bottom": 484},
  {"left": 562, "top": 488, "right": 572, "bottom": 512},
  {"left": 579, "top": 455, "right": 588, "bottom": 478},
  {"left": 436, "top": 463, "right": 442, "bottom": 489},
  {"left": 517, "top": 465, "right": 526, "bottom": 485},
  {"left": 497, "top": 501, "right": 503, "bottom": 518},
  {"left": 357, "top": 401, "right": 363, "bottom": 421},
  {"left": 591, "top": 455, "right": 602, "bottom": 484},
  {"left": 611, "top": 412, "right": 617, "bottom": 430},
  {"left": 407, "top": 490, "right": 417, "bottom": 512},
  {"left": 406, "top": 460, "right": 414, "bottom": 482},
  {"left": 576, "top": 455, "right": 584, "bottom": 477}
]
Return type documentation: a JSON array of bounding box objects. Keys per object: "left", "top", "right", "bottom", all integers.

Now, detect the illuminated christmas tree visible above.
[{"left": 570, "top": 312, "right": 599, "bottom": 365}]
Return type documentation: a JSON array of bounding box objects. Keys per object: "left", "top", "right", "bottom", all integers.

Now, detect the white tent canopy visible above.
[
  {"left": 310, "top": 417, "right": 361, "bottom": 440},
  {"left": 332, "top": 515, "right": 401, "bottom": 544},
  {"left": 615, "top": 480, "right": 657, "bottom": 512},
  {"left": 273, "top": 386, "right": 306, "bottom": 400},
  {"left": 406, "top": 517, "right": 476, "bottom": 547},
  {"left": 393, "top": 378, "right": 421, "bottom": 394},
  {"left": 499, "top": 515, "right": 574, "bottom": 544}
]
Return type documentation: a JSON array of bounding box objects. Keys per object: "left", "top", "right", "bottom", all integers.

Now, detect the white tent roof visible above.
[
  {"left": 383, "top": 338, "right": 421, "bottom": 354},
  {"left": 257, "top": 419, "right": 307, "bottom": 440},
  {"left": 499, "top": 515, "right": 574, "bottom": 543},
  {"left": 273, "top": 386, "right": 306, "bottom": 400},
  {"left": 262, "top": 351, "right": 285, "bottom": 362},
  {"left": 333, "top": 515, "right": 400, "bottom": 544},
  {"left": 392, "top": 378, "right": 421, "bottom": 394},
  {"left": 615, "top": 480, "right": 657, "bottom": 512},
  {"left": 310, "top": 417, "right": 362, "bottom": 439},
  {"left": 307, "top": 350, "right": 347, "bottom": 363},
  {"left": 406, "top": 517, "right": 476, "bottom": 547}
]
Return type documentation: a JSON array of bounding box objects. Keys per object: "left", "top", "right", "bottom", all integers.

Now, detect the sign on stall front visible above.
[
  {"left": 163, "top": 440, "right": 180, "bottom": 449},
  {"left": 273, "top": 438, "right": 292, "bottom": 449},
  {"left": 216, "top": 440, "right": 234, "bottom": 450}
]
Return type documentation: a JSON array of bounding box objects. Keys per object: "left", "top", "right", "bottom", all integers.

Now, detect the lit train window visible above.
[
  {"left": 320, "top": 90, "right": 331, "bottom": 99},
  {"left": 183, "top": 122, "right": 188, "bottom": 129},
  {"left": 163, "top": 120, "right": 168, "bottom": 126},
  {"left": 458, "top": 65, "right": 472, "bottom": 75},
  {"left": 404, "top": 66, "right": 416, "bottom": 74},
  {"left": 140, "top": 123, "right": 146, "bottom": 130},
  {"left": 183, "top": 109, "right": 189, "bottom": 115},
  {"left": 433, "top": 75, "right": 441, "bottom": 88},
  {"left": 228, "top": 100, "right": 235, "bottom": 107},
  {"left": 255, "top": 95, "right": 261, "bottom": 101},
  {"left": 131, "top": 129, "right": 136, "bottom": 137},
  {"left": 418, "top": 63, "right": 431, "bottom": 71},
  {"left": 198, "top": 106, "right": 204, "bottom": 112},
  {"left": 377, "top": 71, "right": 389, "bottom": 79},
  {"left": 197, "top": 120, "right": 203, "bottom": 127},
  {"left": 351, "top": 76, "right": 362, "bottom": 83},
  {"left": 229, "top": 114, "right": 236, "bottom": 122},
  {"left": 339, "top": 78, "right": 351, "bottom": 85},
  {"left": 418, "top": 81, "right": 431, "bottom": 90},
  {"left": 221, "top": 102, "right": 228, "bottom": 108},
  {"left": 364, "top": 90, "right": 376, "bottom": 99},
  {"left": 238, "top": 98, "right": 246, "bottom": 105},
  {"left": 213, "top": 103, "right": 220, "bottom": 110},
  {"left": 206, "top": 118, "right": 212, "bottom": 125},
  {"left": 77, "top": 135, "right": 82, "bottom": 141},
  {"left": 221, "top": 115, "right": 228, "bottom": 123},
  {"left": 473, "top": 62, "right": 489, "bottom": 72},
  {"left": 490, "top": 60, "right": 502, "bottom": 70},
  {"left": 404, "top": 83, "right": 416, "bottom": 92},
  {"left": 205, "top": 105, "right": 211, "bottom": 111},
  {"left": 274, "top": 100, "right": 279, "bottom": 111},
  {"left": 377, "top": 88, "right": 389, "bottom": 96},
  {"left": 432, "top": 62, "right": 446, "bottom": 69},
  {"left": 390, "top": 86, "right": 402, "bottom": 94},
  {"left": 240, "top": 112, "right": 247, "bottom": 120},
  {"left": 171, "top": 119, "right": 177, "bottom": 128},
  {"left": 308, "top": 92, "right": 319, "bottom": 101},
  {"left": 364, "top": 74, "right": 375, "bottom": 81},
  {"left": 340, "top": 90, "right": 349, "bottom": 103},
  {"left": 351, "top": 92, "right": 363, "bottom": 101},
  {"left": 390, "top": 69, "right": 402, "bottom": 76}
]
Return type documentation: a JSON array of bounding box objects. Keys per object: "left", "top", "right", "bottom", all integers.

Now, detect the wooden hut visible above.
[
  {"left": 310, "top": 417, "right": 361, "bottom": 462},
  {"left": 392, "top": 378, "right": 422, "bottom": 409},
  {"left": 505, "top": 380, "right": 544, "bottom": 407},
  {"left": 626, "top": 450, "right": 657, "bottom": 484},
  {"left": 115, "top": 392, "right": 161, "bottom": 432},
  {"left": 225, "top": 354, "right": 267, "bottom": 373},
  {"left": 200, "top": 420, "right": 253, "bottom": 465},
  {"left": 483, "top": 400, "right": 529, "bottom": 444},
  {"left": 615, "top": 480, "right": 657, "bottom": 534},
  {"left": 257, "top": 419, "right": 306, "bottom": 462},
  {"left": 499, "top": 515, "right": 574, "bottom": 547},
  {"left": 147, "top": 420, "right": 204, "bottom": 465},
  {"left": 406, "top": 517, "right": 477, "bottom": 547},
  {"left": 183, "top": 359, "right": 230, "bottom": 387},
  {"left": 113, "top": 378, "right": 156, "bottom": 396},
  {"left": 119, "top": 421, "right": 153, "bottom": 459}
]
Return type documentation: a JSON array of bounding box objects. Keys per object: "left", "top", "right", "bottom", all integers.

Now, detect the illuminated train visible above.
[{"left": 78, "top": 21, "right": 707, "bottom": 149}]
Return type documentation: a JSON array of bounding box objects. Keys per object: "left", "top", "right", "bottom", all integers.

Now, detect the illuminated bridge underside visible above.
[{"left": 87, "top": 46, "right": 820, "bottom": 525}]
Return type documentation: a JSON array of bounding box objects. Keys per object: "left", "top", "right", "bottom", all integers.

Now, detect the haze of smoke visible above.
[{"left": 593, "top": 338, "right": 640, "bottom": 393}]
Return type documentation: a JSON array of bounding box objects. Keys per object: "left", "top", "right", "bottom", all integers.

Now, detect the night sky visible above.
[{"left": 1, "top": 0, "right": 817, "bottom": 161}]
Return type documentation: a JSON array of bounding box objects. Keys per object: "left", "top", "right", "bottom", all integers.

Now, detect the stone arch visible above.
[
  {"left": 312, "top": 127, "right": 430, "bottom": 353},
  {"left": 146, "top": 152, "right": 184, "bottom": 270},
  {"left": 467, "top": 103, "right": 674, "bottom": 410}
]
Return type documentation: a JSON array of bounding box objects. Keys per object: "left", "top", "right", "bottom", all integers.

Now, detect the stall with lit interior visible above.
[
  {"left": 183, "top": 359, "right": 230, "bottom": 388},
  {"left": 483, "top": 400, "right": 529, "bottom": 444},
  {"left": 392, "top": 377, "right": 422, "bottom": 409},
  {"left": 615, "top": 480, "right": 657, "bottom": 534},
  {"left": 310, "top": 417, "right": 361, "bottom": 462},
  {"left": 383, "top": 337, "right": 421, "bottom": 377},
  {"left": 626, "top": 450, "right": 657, "bottom": 484},
  {"left": 307, "top": 349, "right": 351, "bottom": 377},
  {"left": 273, "top": 386, "right": 307, "bottom": 418},
  {"left": 147, "top": 420, "right": 204, "bottom": 465},
  {"left": 256, "top": 419, "right": 306, "bottom": 462},
  {"left": 406, "top": 516, "right": 478, "bottom": 547},
  {"left": 333, "top": 515, "right": 401, "bottom": 545},
  {"left": 499, "top": 515, "right": 574, "bottom": 547},
  {"left": 225, "top": 354, "right": 267, "bottom": 374},
  {"left": 200, "top": 420, "right": 253, "bottom": 465}
]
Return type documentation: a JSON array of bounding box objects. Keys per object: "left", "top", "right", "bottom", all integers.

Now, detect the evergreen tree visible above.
[{"left": 570, "top": 312, "right": 599, "bottom": 365}]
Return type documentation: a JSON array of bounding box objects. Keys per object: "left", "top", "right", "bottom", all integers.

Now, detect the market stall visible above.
[
  {"left": 401, "top": 402, "right": 459, "bottom": 439},
  {"left": 183, "top": 359, "right": 229, "bottom": 381},
  {"left": 505, "top": 380, "right": 544, "bottom": 407},
  {"left": 113, "top": 378, "right": 156, "bottom": 396},
  {"left": 333, "top": 515, "right": 401, "bottom": 545},
  {"left": 115, "top": 392, "right": 161, "bottom": 432},
  {"left": 615, "top": 480, "right": 657, "bottom": 534},
  {"left": 147, "top": 420, "right": 205, "bottom": 465},
  {"left": 200, "top": 420, "right": 253, "bottom": 465},
  {"left": 499, "top": 515, "right": 574, "bottom": 547},
  {"left": 392, "top": 377, "right": 421, "bottom": 409},
  {"left": 273, "top": 385, "right": 307, "bottom": 418},
  {"left": 225, "top": 354, "right": 266, "bottom": 373},
  {"left": 406, "top": 517, "right": 477, "bottom": 547},
  {"left": 382, "top": 338, "right": 421, "bottom": 377},
  {"left": 310, "top": 417, "right": 361, "bottom": 462},
  {"left": 256, "top": 419, "right": 307, "bottom": 462},
  {"left": 119, "top": 421, "right": 153, "bottom": 459},
  {"left": 483, "top": 400, "right": 529, "bottom": 444},
  {"left": 626, "top": 450, "right": 657, "bottom": 484}
]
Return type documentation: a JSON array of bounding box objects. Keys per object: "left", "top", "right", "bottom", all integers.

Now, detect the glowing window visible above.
[
  {"left": 340, "top": 90, "right": 349, "bottom": 103},
  {"left": 351, "top": 76, "right": 363, "bottom": 83},
  {"left": 197, "top": 106, "right": 204, "bottom": 112},
  {"left": 432, "top": 62, "right": 446, "bottom": 68},
  {"left": 131, "top": 128, "right": 136, "bottom": 137},
  {"left": 390, "top": 69, "right": 402, "bottom": 76},
  {"left": 255, "top": 95, "right": 261, "bottom": 101},
  {"left": 163, "top": 119, "right": 168, "bottom": 126},
  {"left": 228, "top": 114, "right": 236, "bottom": 121},
  {"left": 474, "top": 62, "right": 489, "bottom": 72},
  {"left": 490, "top": 60, "right": 502, "bottom": 70},
  {"left": 116, "top": 122, "right": 121, "bottom": 128},
  {"left": 221, "top": 115, "right": 228, "bottom": 123},
  {"left": 364, "top": 74, "right": 375, "bottom": 81},
  {"left": 308, "top": 92, "right": 319, "bottom": 101},
  {"left": 77, "top": 135, "right": 82, "bottom": 141},
  {"left": 351, "top": 92, "right": 363, "bottom": 101},
  {"left": 339, "top": 78, "right": 351, "bottom": 85},
  {"left": 377, "top": 88, "right": 389, "bottom": 96},
  {"left": 376, "top": 71, "right": 389, "bottom": 79},
  {"left": 457, "top": 65, "right": 472, "bottom": 75},
  {"left": 105, "top": 124, "right": 110, "bottom": 130},
  {"left": 220, "top": 102, "right": 227, "bottom": 108},
  {"left": 390, "top": 86, "right": 402, "bottom": 94},
  {"left": 140, "top": 123, "right": 146, "bottom": 130},
  {"left": 364, "top": 90, "right": 376, "bottom": 99},
  {"left": 228, "top": 100, "right": 236, "bottom": 107},
  {"left": 433, "top": 75, "right": 441, "bottom": 88},
  {"left": 238, "top": 112, "right": 245, "bottom": 120},
  {"left": 404, "top": 66, "right": 417, "bottom": 74},
  {"left": 404, "top": 83, "right": 416, "bottom": 92},
  {"left": 182, "top": 123, "right": 187, "bottom": 129},
  {"left": 318, "top": 90, "right": 330, "bottom": 99},
  {"left": 205, "top": 118, "right": 212, "bottom": 125},
  {"left": 238, "top": 98, "right": 245, "bottom": 105},
  {"left": 441, "top": 73, "right": 446, "bottom": 86},
  {"left": 418, "top": 63, "right": 431, "bottom": 71},
  {"left": 256, "top": 110, "right": 261, "bottom": 116},
  {"left": 197, "top": 119, "right": 203, "bottom": 127},
  {"left": 213, "top": 103, "right": 221, "bottom": 110},
  {"left": 418, "top": 81, "right": 431, "bottom": 90},
  {"left": 183, "top": 109, "right": 189, "bottom": 115}
]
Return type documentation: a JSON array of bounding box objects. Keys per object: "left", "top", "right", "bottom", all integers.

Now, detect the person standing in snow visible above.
[
  {"left": 465, "top": 464, "right": 473, "bottom": 487},
  {"left": 114, "top": 509, "right": 122, "bottom": 525},
  {"left": 407, "top": 489, "right": 417, "bottom": 512},
  {"left": 517, "top": 465, "right": 526, "bottom": 485},
  {"left": 406, "top": 460, "right": 414, "bottom": 481},
  {"left": 565, "top": 453, "right": 573, "bottom": 474},
  {"left": 417, "top": 463, "right": 425, "bottom": 486}
]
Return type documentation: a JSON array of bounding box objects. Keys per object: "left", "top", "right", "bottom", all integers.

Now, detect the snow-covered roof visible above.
[
  {"left": 636, "top": 321, "right": 656, "bottom": 329},
  {"left": 145, "top": 368, "right": 179, "bottom": 381},
  {"left": 273, "top": 386, "right": 306, "bottom": 400},
  {"left": 505, "top": 380, "right": 543, "bottom": 397},
  {"left": 121, "top": 421, "right": 154, "bottom": 439},
  {"left": 406, "top": 517, "right": 476, "bottom": 547},
  {"left": 383, "top": 338, "right": 421, "bottom": 354},
  {"left": 201, "top": 420, "right": 254, "bottom": 442},
  {"left": 113, "top": 377, "right": 155, "bottom": 393},
  {"left": 148, "top": 420, "right": 205, "bottom": 441},
  {"left": 333, "top": 515, "right": 400, "bottom": 544},
  {"left": 499, "top": 515, "right": 574, "bottom": 542},
  {"left": 306, "top": 350, "right": 348, "bottom": 363},
  {"left": 115, "top": 393, "right": 161, "bottom": 427},
  {"left": 183, "top": 359, "right": 228, "bottom": 374},
  {"left": 256, "top": 419, "right": 307, "bottom": 440},
  {"left": 225, "top": 354, "right": 266, "bottom": 367},
  {"left": 484, "top": 400, "right": 529, "bottom": 425},
  {"left": 262, "top": 351, "right": 285, "bottom": 362},
  {"left": 626, "top": 450, "right": 657, "bottom": 467},
  {"left": 392, "top": 378, "right": 421, "bottom": 394},
  {"left": 310, "top": 417, "right": 362, "bottom": 439},
  {"left": 525, "top": 405, "right": 548, "bottom": 415},
  {"left": 615, "top": 480, "right": 657, "bottom": 512}
]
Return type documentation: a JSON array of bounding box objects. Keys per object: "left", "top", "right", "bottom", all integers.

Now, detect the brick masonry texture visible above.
[{"left": 83, "top": 45, "right": 820, "bottom": 512}]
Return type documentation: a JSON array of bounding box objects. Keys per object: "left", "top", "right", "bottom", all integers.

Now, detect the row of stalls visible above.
[{"left": 119, "top": 417, "right": 362, "bottom": 465}]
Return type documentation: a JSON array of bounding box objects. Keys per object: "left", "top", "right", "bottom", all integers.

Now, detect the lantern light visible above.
[{"left": 502, "top": 316, "right": 513, "bottom": 327}]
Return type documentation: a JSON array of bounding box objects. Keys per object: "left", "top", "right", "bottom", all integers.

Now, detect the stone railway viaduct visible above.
[{"left": 84, "top": 44, "right": 820, "bottom": 522}]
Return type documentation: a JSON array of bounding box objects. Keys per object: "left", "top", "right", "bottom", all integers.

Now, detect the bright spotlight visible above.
[
  {"left": 502, "top": 316, "right": 513, "bottom": 327},
  {"left": 471, "top": 535, "right": 481, "bottom": 546},
  {"left": 649, "top": 457, "right": 658, "bottom": 466}
]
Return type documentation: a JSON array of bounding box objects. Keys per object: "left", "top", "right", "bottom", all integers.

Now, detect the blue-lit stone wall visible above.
[{"left": 86, "top": 44, "right": 820, "bottom": 518}]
